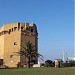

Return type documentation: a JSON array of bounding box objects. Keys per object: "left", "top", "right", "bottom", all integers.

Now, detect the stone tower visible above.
[{"left": 0, "top": 22, "right": 38, "bottom": 67}]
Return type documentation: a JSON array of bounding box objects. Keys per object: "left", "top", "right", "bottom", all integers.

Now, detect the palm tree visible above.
[{"left": 15, "top": 41, "right": 43, "bottom": 68}]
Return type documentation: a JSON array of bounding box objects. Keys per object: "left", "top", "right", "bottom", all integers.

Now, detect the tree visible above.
[
  {"left": 45, "top": 60, "right": 52, "bottom": 64},
  {"left": 45, "top": 60, "right": 54, "bottom": 67},
  {"left": 14, "top": 41, "right": 43, "bottom": 68}
]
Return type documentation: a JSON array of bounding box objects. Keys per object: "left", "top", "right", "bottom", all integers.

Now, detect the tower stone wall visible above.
[{"left": 0, "top": 22, "right": 38, "bottom": 67}]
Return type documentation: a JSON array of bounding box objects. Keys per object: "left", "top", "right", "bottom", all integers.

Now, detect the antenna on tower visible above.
[
  {"left": 62, "top": 48, "right": 65, "bottom": 62},
  {"left": 66, "top": 52, "right": 68, "bottom": 61}
]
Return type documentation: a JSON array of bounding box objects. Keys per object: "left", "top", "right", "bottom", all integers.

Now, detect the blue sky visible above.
[{"left": 0, "top": 0, "right": 74, "bottom": 61}]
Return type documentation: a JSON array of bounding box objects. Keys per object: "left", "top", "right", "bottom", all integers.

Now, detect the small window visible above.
[
  {"left": 31, "top": 29, "right": 33, "bottom": 32},
  {"left": 26, "top": 27, "right": 28, "bottom": 29},
  {"left": 12, "top": 28, "right": 13, "bottom": 32},
  {"left": 14, "top": 27, "right": 17, "bottom": 31},
  {"left": 2, "top": 31, "right": 4, "bottom": 35},
  {"left": 0, "top": 59, "right": 3, "bottom": 65},
  {"left": 0, "top": 32, "right": 1, "bottom": 36},
  {"left": 4, "top": 31, "right": 7, "bottom": 34},
  {"left": 21, "top": 27, "right": 23, "bottom": 30},
  {"left": 10, "top": 55, "right": 13, "bottom": 58},
  {"left": 14, "top": 42, "right": 17, "bottom": 45},
  {"left": 9, "top": 29, "right": 11, "bottom": 34},
  {"left": 18, "top": 23, "right": 20, "bottom": 30}
]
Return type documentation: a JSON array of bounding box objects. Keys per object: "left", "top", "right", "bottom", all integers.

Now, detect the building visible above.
[
  {"left": 0, "top": 22, "right": 38, "bottom": 67},
  {"left": 67, "top": 57, "right": 75, "bottom": 61},
  {"left": 54, "top": 59, "right": 62, "bottom": 68}
]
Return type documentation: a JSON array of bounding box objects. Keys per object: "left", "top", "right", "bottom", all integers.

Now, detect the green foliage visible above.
[
  {"left": 45, "top": 60, "right": 75, "bottom": 68},
  {"left": 50, "top": 62, "right": 55, "bottom": 67},
  {"left": 60, "top": 60, "right": 75, "bottom": 67},
  {"left": 45, "top": 62, "right": 50, "bottom": 67},
  {"left": 45, "top": 60, "right": 55, "bottom": 67}
]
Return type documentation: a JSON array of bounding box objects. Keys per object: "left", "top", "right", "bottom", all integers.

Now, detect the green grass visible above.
[{"left": 0, "top": 67, "right": 75, "bottom": 75}]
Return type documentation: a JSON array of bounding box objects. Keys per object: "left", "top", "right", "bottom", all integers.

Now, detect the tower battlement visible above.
[{"left": 0, "top": 22, "right": 37, "bottom": 36}]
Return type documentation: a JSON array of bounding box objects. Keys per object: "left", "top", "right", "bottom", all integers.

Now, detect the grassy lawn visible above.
[{"left": 0, "top": 67, "right": 74, "bottom": 75}]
